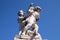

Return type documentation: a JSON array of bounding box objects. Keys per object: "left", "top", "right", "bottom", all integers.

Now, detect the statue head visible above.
[
  {"left": 28, "top": 7, "right": 34, "bottom": 12},
  {"left": 34, "top": 6, "right": 41, "bottom": 12},
  {"left": 18, "top": 10, "right": 24, "bottom": 16},
  {"left": 18, "top": 10, "right": 24, "bottom": 22},
  {"left": 28, "top": 7, "right": 34, "bottom": 16}
]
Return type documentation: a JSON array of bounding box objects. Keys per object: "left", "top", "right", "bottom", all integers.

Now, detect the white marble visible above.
[{"left": 14, "top": 3, "right": 42, "bottom": 40}]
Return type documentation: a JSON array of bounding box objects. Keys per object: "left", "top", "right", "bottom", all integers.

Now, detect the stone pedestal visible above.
[{"left": 14, "top": 34, "right": 42, "bottom": 40}]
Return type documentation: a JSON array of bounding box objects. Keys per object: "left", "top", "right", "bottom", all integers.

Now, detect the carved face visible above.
[
  {"left": 28, "top": 7, "right": 34, "bottom": 16},
  {"left": 18, "top": 10, "right": 24, "bottom": 16},
  {"left": 34, "top": 6, "right": 41, "bottom": 12}
]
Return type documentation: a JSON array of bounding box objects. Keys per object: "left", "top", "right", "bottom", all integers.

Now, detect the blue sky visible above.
[{"left": 0, "top": 0, "right": 60, "bottom": 40}]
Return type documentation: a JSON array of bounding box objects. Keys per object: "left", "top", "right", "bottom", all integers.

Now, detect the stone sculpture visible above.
[{"left": 14, "top": 3, "right": 42, "bottom": 40}]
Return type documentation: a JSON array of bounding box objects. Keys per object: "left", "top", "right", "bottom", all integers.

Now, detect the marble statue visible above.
[
  {"left": 18, "top": 10, "right": 25, "bottom": 35},
  {"left": 14, "top": 3, "right": 42, "bottom": 40}
]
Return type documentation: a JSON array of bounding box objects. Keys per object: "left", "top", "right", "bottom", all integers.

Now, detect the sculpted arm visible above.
[{"left": 22, "top": 17, "right": 29, "bottom": 23}]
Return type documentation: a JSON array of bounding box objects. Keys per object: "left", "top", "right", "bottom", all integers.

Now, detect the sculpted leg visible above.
[
  {"left": 22, "top": 23, "right": 32, "bottom": 35},
  {"left": 19, "top": 27, "right": 23, "bottom": 35},
  {"left": 19, "top": 31, "right": 22, "bottom": 35},
  {"left": 19, "top": 24, "right": 25, "bottom": 35},
  {"left": 32, "top": 24, "right": 39, "bottom": 35}
]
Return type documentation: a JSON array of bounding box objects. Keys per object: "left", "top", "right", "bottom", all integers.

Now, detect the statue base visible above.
[{"left": 14, "top": 34, "right": 42, "bottom": 40}]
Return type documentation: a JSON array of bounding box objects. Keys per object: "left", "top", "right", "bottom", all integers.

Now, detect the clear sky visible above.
[{"left": 0, "top": 0, "right": 60, "bottom": 40}]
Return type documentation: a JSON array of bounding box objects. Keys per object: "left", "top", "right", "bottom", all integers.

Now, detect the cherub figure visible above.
[
  {"left": 18, "top": 10, "right": 26, "bottom": 35},
  {"left": 22, "top": 3, "right": 41, "bottom": 35}
]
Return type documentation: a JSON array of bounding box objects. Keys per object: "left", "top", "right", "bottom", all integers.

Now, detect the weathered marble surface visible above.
[
  {"left": 14, "top": 34, "right": 42, "bottom": 40},
  {"left": 14, "top": 3, "right": 42, "bottom": 40}
]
